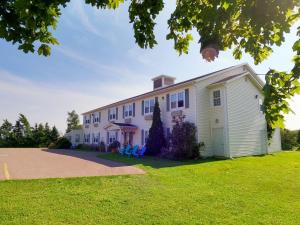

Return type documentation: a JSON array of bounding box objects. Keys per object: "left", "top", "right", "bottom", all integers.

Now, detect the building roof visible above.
[
  {"left": 208, "top": 73, "right": 245, "bottom": 85},
  {"left": 82, "top": 63, "right": 255, "bottom": 115}
]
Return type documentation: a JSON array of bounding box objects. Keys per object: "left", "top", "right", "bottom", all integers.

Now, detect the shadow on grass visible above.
[{"left": 97, "top": 152, "right": 225, "bottom": 169}]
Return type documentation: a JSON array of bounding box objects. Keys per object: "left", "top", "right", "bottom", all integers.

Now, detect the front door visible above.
[{"left": 212, "top": 128, "right": 225, "bottom": 157}]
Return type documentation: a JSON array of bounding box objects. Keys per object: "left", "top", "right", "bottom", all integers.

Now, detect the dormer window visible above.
[{"left": 213, "top": 90, "right": 221, "bottom": 106}]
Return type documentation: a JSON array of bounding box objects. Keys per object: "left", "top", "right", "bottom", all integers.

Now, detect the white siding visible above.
[
  {"left": 82, "top": 85, "right": 197, "bottom": 147},
  {"left": 226, "top": 76, "right": 267, "bottom": 157},
  {"left": 268, "top": 128, "right": 282, "bottom": 153},
  {"left": 194, "top": 66, "right": 248, "bottom": 157}
]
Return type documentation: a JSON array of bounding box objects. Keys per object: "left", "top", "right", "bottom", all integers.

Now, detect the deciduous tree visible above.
[{"left": 66, "top": 110, "right": 81, "bottom": 133}]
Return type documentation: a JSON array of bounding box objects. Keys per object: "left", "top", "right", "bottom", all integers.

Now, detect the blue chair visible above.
[
  {"left": 133, "top": 146, "right": 146, "bottom": 158},
  {"left": 125, "top": 145, "right": 138, "bottom": 157},
  {"left": 130, "top": 145, "right": 139, "bottom": 157},
  {"left": 119, "top": 144, "right": 130, "bottom": 155}
]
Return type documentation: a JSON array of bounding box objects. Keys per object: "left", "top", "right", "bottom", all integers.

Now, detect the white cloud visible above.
[
  {"left": 68, "top": 0, "right": 117, "bottom": 43},
  {"left": 0, "top": 70, "right": 108, "bottom": 132},
  {"left": 0, "top": 69, "right": 151, "bottom": 133}
]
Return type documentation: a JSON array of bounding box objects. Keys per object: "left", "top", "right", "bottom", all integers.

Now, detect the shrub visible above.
[
  {"left": 108, "top": 141, "right": 120, "bottom": 152},
  {"left": 169, "top": 122, "right": 200, "bottom": 160},
  {"left": 99, "top": 141, "right": 106, "bottom": 152},
  {"left": 76, "top": 144, "right": 101, "bottom": 151},
  {"left": 48, "top": 137, "right": 71, "bottom": 149}
]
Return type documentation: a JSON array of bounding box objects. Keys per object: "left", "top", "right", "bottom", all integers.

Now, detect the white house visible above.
[{"left": 76, "top": 63, "right": 281, "bottom": 158}]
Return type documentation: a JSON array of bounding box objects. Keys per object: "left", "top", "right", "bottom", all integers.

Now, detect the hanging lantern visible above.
[{"left": 200, "top": 43, "right": 219, "bottom": 62}]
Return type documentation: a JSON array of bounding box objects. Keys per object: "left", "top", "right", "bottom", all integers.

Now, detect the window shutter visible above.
[
  {"left": 185, "top": 89, "right": 189, "bottom": 108},
  {"left": 99, "top": 112, "right": 101, "bottom": 122},
  {"left": 108, "top": 109, "right": 110, "bottom": 121},
  {"left": 141, "top": 129, "right": 144, "bottom": 145},
  {"left": 155, "top": 96, "right": 158, "bottom": 103},
  {"left": 116, "top": 131, "right": 118, "bottom": 142},
  {"left": 123, "top": 106, "right": 125, "bottom": 119},
  {"left": 133, "top": 103, "right": 135, "bottom": 117},
  {"left": 166, "top": 94, "right": 170, "bottom": 111},
  {"left": 141, "top": 100, "right": 144, "bottom": 115},
  {"left": 106, "top": 132, "right": 109, "bottom": 145},
  {"left": 116, "top": 107, "right": 118, "bottom": 120}
]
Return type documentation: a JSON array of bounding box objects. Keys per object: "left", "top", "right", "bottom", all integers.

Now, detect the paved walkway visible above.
[{"left": 0, "top": 148, "right": 145, "bottom": 180}]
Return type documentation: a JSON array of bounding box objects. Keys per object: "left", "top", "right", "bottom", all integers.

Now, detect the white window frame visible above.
[
  {"left": 124, "top": 104, "right": 133, "bottom": 118},
  {"left": 258, "top": 98, "right": 264, "bottom": 114},
  {"left": 109, "top": 108, "right": 117, "bottom": 121},
  {"left": 213, "top": 90, "right": 222, "bottom": 107},
  {"left": 144, "top": 130, "right": 149, "bottom": 145},
  {"left": 109, "top": 132, "right": 116, "bottom": 144},
  {"left": 94, "top": 112, "right": 100, "bottom": 123},
  {"left": 144, "top": 99, "right": 155, "bottom": 115},
  {"left": 170, "top": 91, "right": 185, "bottom": 110},
  {"left": 75, "top": 134, "right": 80, "bottom": 143}
]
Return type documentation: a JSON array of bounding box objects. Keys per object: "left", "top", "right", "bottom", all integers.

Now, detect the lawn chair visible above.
[
  {"left": 125, "top": 145, "right": 138, "bottom": 157},
  {"left": 133, "top": 145, "right": 146, "bottom": 158},
  {"left": 119, "top": 144, "right": 130, "bottom": 155},
  {"left": 130, "top": 145, "right": 139, "bottom": 157}
]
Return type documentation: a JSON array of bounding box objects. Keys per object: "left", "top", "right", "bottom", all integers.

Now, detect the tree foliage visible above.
[
  {"left": 1, "top": 1, "right": 300, "bottom": 137},
  {"left": 0, "top": 114, "right": 60, "bottom": 147},
  {"left": 66, "top": 110, "right": 81, "bottom": 133},
  {"left": 280, "top": 129, "right": 299, "bottom": 150},
  {"left": 146, "top": 101, "right": 166, "bottom": 156}
]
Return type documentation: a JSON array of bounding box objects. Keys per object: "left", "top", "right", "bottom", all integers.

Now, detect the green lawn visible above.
[{"left": 1, "top": 152, "right": 300, "bottom": 225}]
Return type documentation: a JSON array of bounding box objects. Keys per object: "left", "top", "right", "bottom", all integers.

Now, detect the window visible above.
[
  {"left": 93, "top": 133, "right": 100, "bottom": 143},
  {"left": 84, "top": 115, "right": 90, "bottom": 124},
  {"left": 109, "top": 108, "right": 116, "bottom": 120},
  {"left": 170, "top": 91, "right": 185, "bottom": 110},
  {"left": 144, "top": 99, "right": 155, "bottom": 115},
  {"left": 84, "top": 133, "right": 90, "bottom": 143},
  {"left": 93, "top": 112, "right": 100, "bottom": 123},
  {"left": 213, "top": 90, "right": 221, "bottom": 106},
  {"left": 178, "top": 92, "right": 184, "bottom": 108},
  {"left": 109, "top": 132, "right": 116, "bottom": 144},
  {"left": 170, "top": 94, "right": 177, "bottom": 109},
  {"left": 259, "top": 99, "right": 264, "bottom": 113},
  {"left": 144, "top": 130, "right": 149, "bottom": 145},
  {"left": 75, "top": 134, "right": 80, "bottom": 143},
  {"left": 124, "top": 104, "right": 133, "bottom": 118}
]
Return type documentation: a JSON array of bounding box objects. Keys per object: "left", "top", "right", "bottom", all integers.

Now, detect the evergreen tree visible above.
[
  {"left": 12, "top": 120, "right": 23, "bottom": 147},
  {"left": 44, "top": 123, "right": 51, "bottom": 146},
  {"left": 66, "top": 110, "right": 81, "bottom": 133},
  {"left": 146, "top": 101, "right": 166, "bottom": 156},
  {"left": 50, "top": 126, "right": 60, "bottom": 144},
  {"left": 0, "top": 120, "right": 13, "bottom": 147},
  {"left": 18, "top": 114, "right": 33, "bottom": 146},
  {"left": 37, "top": 123, "right": 46, "bottom": 147}
]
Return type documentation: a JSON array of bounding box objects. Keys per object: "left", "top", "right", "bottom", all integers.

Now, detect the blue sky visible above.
[{"left": 0, "top": 0, "right": 299, "bottom": 132}]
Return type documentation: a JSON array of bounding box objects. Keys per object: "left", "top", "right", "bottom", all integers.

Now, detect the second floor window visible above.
[
  {"left": 93, "top": 112, "right": 100, "bottom": 123},
  {"left": 84, "top": 115, "right": 90, "bottom": 124},
  {"left": 213, "top": 90, "right": 221, "bottom": 106},
  {"left": 124, "top": 104, "right": 133, "bottom": 118},
  {"left": 170, "top": 91, "right": 185, "bottom": 109},
  {"left": 144, "top": 99, "right": 155, "bottom": 114},
  {"left": 109, "top": 108, "right": 116, "bottom": 120}
]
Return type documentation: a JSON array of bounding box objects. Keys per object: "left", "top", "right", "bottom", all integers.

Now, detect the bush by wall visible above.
[{"left": 168, "top": 122, "right": 200, "bottom": 160}]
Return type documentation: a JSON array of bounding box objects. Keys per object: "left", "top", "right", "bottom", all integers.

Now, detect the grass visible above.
[{"left": 0, "top": 151, "right": 300, "bottom": 225}]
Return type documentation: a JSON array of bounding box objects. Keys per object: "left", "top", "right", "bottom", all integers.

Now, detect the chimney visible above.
[{"left": 152, "top": 75, "right": 176, "bottom": 90}]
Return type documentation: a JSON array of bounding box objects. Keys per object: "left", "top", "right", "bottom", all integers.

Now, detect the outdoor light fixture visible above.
[{"left": 200, "top": 43, "right": 219, "bottom": 62}]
